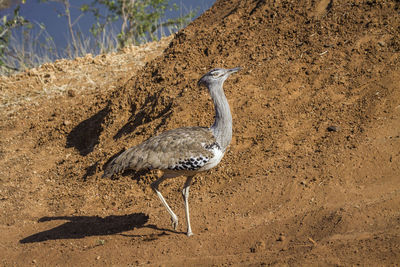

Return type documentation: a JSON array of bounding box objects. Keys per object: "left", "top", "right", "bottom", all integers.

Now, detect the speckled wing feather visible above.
[{"left": 103, "top": 127, "right": 218, "bottom": 177}]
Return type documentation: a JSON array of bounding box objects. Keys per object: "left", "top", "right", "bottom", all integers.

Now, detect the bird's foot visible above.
[
  {"left": 186, "top": 230, "right": 193, "bottom": 237},
  {"left": 171, "top": 217, "right": 178, "bottom": 230}
]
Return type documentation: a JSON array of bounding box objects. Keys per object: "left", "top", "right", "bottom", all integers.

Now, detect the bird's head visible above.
[{"left": 198, "top": 67, "right": 241, "bottom": 88}]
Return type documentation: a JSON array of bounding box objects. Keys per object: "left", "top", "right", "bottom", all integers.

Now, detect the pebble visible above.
[
  {"left": 277, "top": 233, "right": 286, "bottom": 241},
  {"left": 250, "top": 240, "right": 266, "bottom": 253},
  {"left": 67, "top": 89, "right": 76, "bottom": 97},
  {"left": 327, "top": 125, "right": 340, "bottom": 132},
  {"left": 277, "top": 235, "right": 286, "bottom": 241}
]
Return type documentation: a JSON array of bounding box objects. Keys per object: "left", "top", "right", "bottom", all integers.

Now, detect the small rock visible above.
[
  {"left": 327, "top": 125, "right": 340, "bottom": 132},
  {"left": 96, "top": 256, "right": 101, "bottom": 260},
  {"left": 277, "top": 233, "right": 286, "bottom": 241},
  {"left": 250, "top": 240, "right": 265, "bottom": 253},
  {"left": 63, "top": 120, "right": 72, "bottom": 126},
  {"left": 67, "top": 89, "right": 76, "bottom": 97}
]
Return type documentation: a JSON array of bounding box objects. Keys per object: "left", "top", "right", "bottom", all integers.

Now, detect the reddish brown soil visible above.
[{"left": 1, "top": 0, "right": 400, "bottom": 265}]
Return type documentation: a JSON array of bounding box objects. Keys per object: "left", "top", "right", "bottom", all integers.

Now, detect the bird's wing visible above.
[{"left": 103, "top": 127, "right": 218, "bottom": 177}]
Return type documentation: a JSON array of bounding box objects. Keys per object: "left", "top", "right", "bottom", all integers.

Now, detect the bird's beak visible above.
[{"left": 227, "top": 67, "right": 241, "bottom": 74}]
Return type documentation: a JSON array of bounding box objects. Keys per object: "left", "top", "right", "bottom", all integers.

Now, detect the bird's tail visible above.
[
  {"left": 102, "top": 157, "right": 117, "bottom": 178},
  {"left": 102, "top": 149, "right": 128, "bottom": 178},
  {"left": 103, "top": 148, "right": 133, "bottom": 178}
]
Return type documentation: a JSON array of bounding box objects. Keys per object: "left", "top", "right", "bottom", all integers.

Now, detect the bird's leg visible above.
[
  {"left": 151, "top": 176, "right": 179, "bottom": 230},
  {"left": 182, "top": 175, "right": 194, "bottom": 237}
]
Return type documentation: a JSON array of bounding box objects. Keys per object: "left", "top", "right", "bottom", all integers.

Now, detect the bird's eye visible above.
[{"left": 211, "top": 72, "right": 220, "bottom": 77}]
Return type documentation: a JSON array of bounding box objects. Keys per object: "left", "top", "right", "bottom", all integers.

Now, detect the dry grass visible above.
[{"left": 0, "top": 35, "right": 173, "bottom": 114}]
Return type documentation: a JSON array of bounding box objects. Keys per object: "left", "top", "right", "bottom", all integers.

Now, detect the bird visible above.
[{"left": 103, "top": 67, "right": 240, "bottom": 236}]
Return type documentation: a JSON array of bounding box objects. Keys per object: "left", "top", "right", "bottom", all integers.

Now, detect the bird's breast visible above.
[{"left": 199, "top": 145, "right": 224, "bottom": 171}]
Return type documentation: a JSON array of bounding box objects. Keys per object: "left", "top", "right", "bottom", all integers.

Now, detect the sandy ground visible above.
[{"left": 1, "top": 0, "right": 400, "bottom": 265}]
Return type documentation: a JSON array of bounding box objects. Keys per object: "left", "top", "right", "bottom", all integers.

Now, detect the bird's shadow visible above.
[{"left": 19, "top": 213, "right": 182, "bottom": 244}]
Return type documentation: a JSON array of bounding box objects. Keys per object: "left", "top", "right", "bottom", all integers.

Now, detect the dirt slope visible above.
[{"left": 1, "top": 0, "right": 400, "bottom": 265}]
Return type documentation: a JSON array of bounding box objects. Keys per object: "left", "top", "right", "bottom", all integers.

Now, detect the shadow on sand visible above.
[
  {"left": 20, "top": 213, "right": 181, "bottom": 243},
  {"left": 66, "top": 106, "right": 110, "bottom": 156}
]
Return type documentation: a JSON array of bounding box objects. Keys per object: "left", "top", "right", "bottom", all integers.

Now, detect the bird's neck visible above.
[{"left": 209, "top": 83, "right": 232, "bottom": 152}]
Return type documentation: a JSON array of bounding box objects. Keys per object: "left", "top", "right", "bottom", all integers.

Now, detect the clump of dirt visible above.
[{"left": 1, "top": 0, "right": 400, "bottom": 265}]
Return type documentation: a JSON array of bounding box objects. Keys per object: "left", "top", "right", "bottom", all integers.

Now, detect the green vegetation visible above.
[
  {"left": 0, "top": 0, "right": 196, "bottom": 75},
  {"left": 82, "top": 0, "right": 196, "bottom": 47},
  {"left": 0, "top": 3, "right": 29, "bottom": 71}
]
